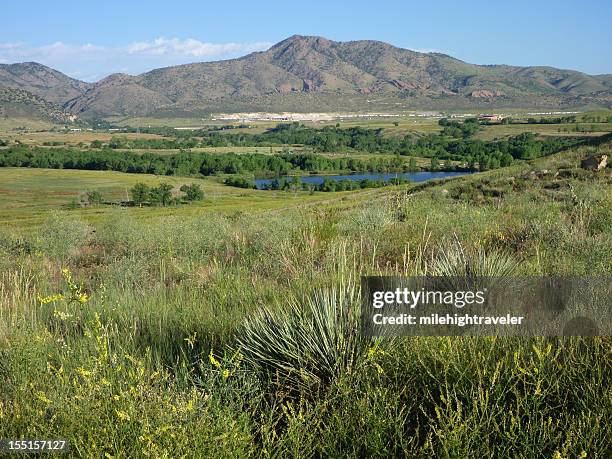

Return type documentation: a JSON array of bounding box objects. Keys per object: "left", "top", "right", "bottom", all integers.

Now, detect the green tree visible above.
[
  {"left": 130, "top": 183, "right": 150, "bottom": 206},
  {"left": 86, "top": 190, "right": 103, "bottom": 205},
  {"left": 180, "top": 183, "right": 205, "bottom": 201},
  {"left": 151, "top": 183, "right": 173, "bottom": 206}
]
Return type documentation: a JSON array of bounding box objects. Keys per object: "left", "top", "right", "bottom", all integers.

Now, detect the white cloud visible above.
[
  {"left": 0, "top": 42, "right": 24, "bottom": 50},
  {"left": 412, "top": 47, "right": 445, "bottom": 54},
  {"left": 126, "top": 37, "right": 271, "bottom": 58},
  {"left": 0, "top": 38, "right": 273, "bottom": 81}
]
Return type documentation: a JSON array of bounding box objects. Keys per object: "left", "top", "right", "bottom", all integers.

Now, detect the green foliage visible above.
[
  {"left": 0, "top": 145, "right": 408, "bottom": 176},
  {"left": 236, "top": 282, "right": 369, "bottom": 395},
  {"left": 179, "top": 183, "right": 204, "bottom": 201},
  {"left": 433, "top": 240, "right": 520, "bottom": 278},
  {"left": 439, "top": 117, "right": 481, "bottom": 138},
  {"left": 430, "top": 157, "right": 439, "bottom": 170},
  {"left": 38, "top": 212, "right": 93, "bottom": 261},
  {"left": 131, "top": 182, "right": 175, "bottom": 206},
  {"left": 257, "top": 176, "right": 411, "bottom": 192},
  {"left": 130, "top": 182, "right": 150, "bottom": 205},
  {"left": 0, "top": 141, "right": 610, "bottom": 456},
  {"left": 223, "top": 176, "right": 257, "bottom": 189},
  {"left": 86, "top": 190, "right": 102, "bottom": 205},
  {"left": 149, "top": 183, "right": 173, "bottom": 206},
  {"left": 0, "top": 129, "right": 596, "bottom": 181}
]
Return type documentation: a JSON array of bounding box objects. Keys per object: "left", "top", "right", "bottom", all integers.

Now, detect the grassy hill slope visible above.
[{"left": 0, "top": 139, "right": 610, "bottom": 456}]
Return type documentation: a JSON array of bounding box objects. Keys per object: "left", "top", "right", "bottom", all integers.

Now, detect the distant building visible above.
[{"left": 478, "top": 114, "right": 504, "bottom": 122}]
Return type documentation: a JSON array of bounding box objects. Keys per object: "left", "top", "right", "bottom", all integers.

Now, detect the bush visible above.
[
  {"left": 224, "top": 177, "right": 257, "bottom": 189},
  {"left": 235, "top": 281, "right": 370, "bottom": 395},
  {"left": 180, "top": 183, "right": 205, "bottom": 201},
  {"left": 433, "top": 239, "right": 520, "bottom": 278},
  {"left": 39, "top": 213, "right": 93, "bottom": 261}
]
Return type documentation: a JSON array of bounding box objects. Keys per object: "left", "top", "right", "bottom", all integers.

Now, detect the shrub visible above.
[
  {"left": 224, "top": 177, "right": 257, "bottom": 189},
  {"left": 235, "top": 281, "right": 370, "bottom": 395},
  {"left": 86, "top": 190, "right": 103, "bottom": 205},
  {"left": 433, "top": 239, "right": 520, "bottom": 278},
  {"left": 180, "top": 183, "right": 205, "bottom": 201},
  {"left": 39, "top": 213, "right": 93, "bottom": 262}
]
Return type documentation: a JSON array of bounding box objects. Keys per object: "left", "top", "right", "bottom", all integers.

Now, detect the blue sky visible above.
[{"left": 2, "top": 1, "right": 610, "bottom": 81}]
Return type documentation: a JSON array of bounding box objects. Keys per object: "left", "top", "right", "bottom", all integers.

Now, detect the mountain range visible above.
[{"left": 1, "top": 35, "right": 611, "bottom": 121}]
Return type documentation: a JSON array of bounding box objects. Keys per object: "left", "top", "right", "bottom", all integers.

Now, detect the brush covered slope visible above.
[
  {"left": 64, "top": 35, "right": 612, "bottom": 116},
  {"left": 0, "top": 62, "right": 90, "bottom": 104},
  {"left": 0, "top": 86, "right": 78, "bottom": 124}
]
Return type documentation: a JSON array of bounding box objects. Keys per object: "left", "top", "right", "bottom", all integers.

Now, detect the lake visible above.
[{"left": 254, "top": 171, "right": 471, "bottom": 189}]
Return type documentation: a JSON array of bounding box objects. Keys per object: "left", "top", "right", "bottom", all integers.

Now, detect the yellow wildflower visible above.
[
  {"left": 35, "top": 391, "right": 52, "bottom": 405},
  {"left": 76, "top": 292, "right": 89, "bottom": 303},
  {"left": 116, "top": 410, "right": 130, "bottom": 421},
  {"left": 209, "top": 350, "right": 221, "bottom": 369},
  {"left": 37, "top": 293, "right": 64, "bottom": 305}
]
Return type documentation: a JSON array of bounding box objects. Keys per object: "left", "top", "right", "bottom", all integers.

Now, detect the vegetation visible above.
[
  {"left": 129, "top": 182, "right": 204, "bottom": 206},
  {"left": 223, "top": 176, "right": 257, "bottom": 189},
  {"left": 261, "top": 176, "right": 412, "bottom": 192},
  {"left": 98, "top": 123, "right": 587, "bottom": 163},
  {"left": 0, "top": 131, "right": 599, "bottom": 194},
  {"left": 438, "top": 117, "right": 481, "bottom": 138},
  {"left": 85, "top": 190, "right": 103, "bottom": 205},
  {"left": 0, "top": 145, "right": 411, "bottom": 176},
  {"left": 0, "top": 137, "right": 610, "bottom": 456},
  {"left": 179, "top": 183, "right": 205, "bottom": 201}
]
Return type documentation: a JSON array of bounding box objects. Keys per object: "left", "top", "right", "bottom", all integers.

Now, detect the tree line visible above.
[
  {"left": 259, "top": 176, "right": 412, "bottom": 192},
  {"left": 0, "top": 147, "right": 410, "bottom": 176},
  {"left": 130, "top": 182, "right": 204, "bottom": 206},
  {"left": 0, "top": 134, "right": 594, "bottom": 180},
  {"left": 95, "top": 124, "right": 584, "bottom": 166}
]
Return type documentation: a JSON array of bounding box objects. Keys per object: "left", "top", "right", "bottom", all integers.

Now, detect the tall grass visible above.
[{"left": 0, "top": 143, "right": 610, "bottom": 456}]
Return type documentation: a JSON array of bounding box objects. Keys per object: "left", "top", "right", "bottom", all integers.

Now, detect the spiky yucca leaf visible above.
[
  {"left": 433, "top": 240, "right": 519, "bottom": 278},
  {"left": 235, "top": 282, "right": 369, "bottom": 395},
  {"left": 432, "top": 239, "right": 520, "bottom": 294}
]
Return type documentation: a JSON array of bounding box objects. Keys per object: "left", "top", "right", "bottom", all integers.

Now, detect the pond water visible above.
[{"left": 254, "top": 171, "right": 471, "bottom": 189}]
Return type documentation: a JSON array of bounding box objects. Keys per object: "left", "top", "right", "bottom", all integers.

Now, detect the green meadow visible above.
[
  {"left": 0, "top": 168, "right": 360, "bottom": 231},
  {"left": 0, "top": 120, "right": 610, "bottom": 457}
]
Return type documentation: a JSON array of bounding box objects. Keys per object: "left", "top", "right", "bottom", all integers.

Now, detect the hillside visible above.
[
  {"left": 0, "top": 86, "right": 78, "bottom": 124},
  {"left": 0, "top": 62, "right": 91, "bottom": 104},
  {"left": 6, "top": 36, "right": 612, "bottom": 118}
]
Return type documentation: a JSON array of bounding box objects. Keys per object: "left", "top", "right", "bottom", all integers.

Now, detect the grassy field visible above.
[
  {"left": 3, "top": 111, "right": 611, "bottom": 155},
  {"left": 0, "top": 134, "right": 610, "bottom": 456},
  {"left": 0, "top": 130, "right": 165, "bottom": 146},
  {"left": 474, "top": 122, "right": 612, "bottom": 140},
  {"left": 0, "top": 117, "right": 57, "bottom": 132},
  {"left": 0, "top": 167, "right": 363, "bottom": 231}
]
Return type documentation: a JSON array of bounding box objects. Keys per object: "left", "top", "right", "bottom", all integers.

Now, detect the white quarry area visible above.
[{"left": 212, "top": 112, "right": 419, "bottom": 122}]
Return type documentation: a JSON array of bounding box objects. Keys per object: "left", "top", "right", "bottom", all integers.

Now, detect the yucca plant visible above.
[
  {"left": 234, "top": 280, "right": 370, "bottom": 396},
  {"left": 431, "top": 238, "right": 520, "bottom": 296},
  {"left": 433, "top": 238, "right": 520, "bottom": 278}
]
